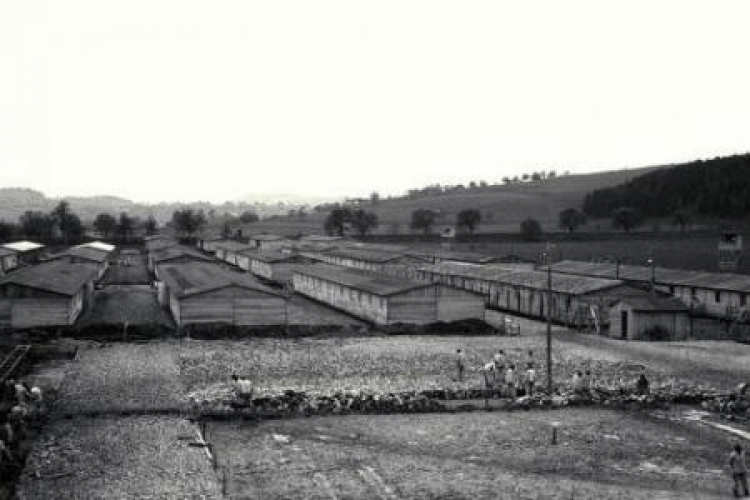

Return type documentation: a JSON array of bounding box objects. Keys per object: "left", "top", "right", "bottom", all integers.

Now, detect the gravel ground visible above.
[
  {"left": 57, "top": 342, "right": 186, "bottom": 413},
  {"left": 207, "top": 409, "right": 732, "bottom": 499},
  {"left": 18, "top": 416, "right": 221, "bottom": 500}
]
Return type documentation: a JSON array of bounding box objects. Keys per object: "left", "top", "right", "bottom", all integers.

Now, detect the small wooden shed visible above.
[
  {"left": 156, "top": 262, "right": 287, "bottom": 327},
  {"left": 609, "top": 295, "right": 690, "bottom": 340},
  {"left": 293, "top": 264, "right": 485, "bottom": 325},
  {"left": 250, "top": 234, "right": 288, "bottom": 251},
  {"left": 0, "top": 261, "right": 97, "bottom": 328},
  {"left": 0, "top": 248, "right": 19, "bottom": 275},
  {"left": 2, "top": 241, "right": 45, "bottom": 265}
]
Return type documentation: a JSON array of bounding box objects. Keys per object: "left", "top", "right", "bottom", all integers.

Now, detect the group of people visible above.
[
  {"left": 455, "top": 348, "right": 538, "bottom": 397},
  {"left": 454, "top": 347, "right": 657, "bottom": 400},
  {"left": 0, "top": 379, "right": 45, "bottom": 476}
]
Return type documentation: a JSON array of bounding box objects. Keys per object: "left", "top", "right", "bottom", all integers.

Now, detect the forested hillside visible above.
[{"left": 583, "top": 154, "right": 750, "bottom": 218}]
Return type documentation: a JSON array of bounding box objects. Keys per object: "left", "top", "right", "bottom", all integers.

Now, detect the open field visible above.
[
  {"left": 18, "top": 416, "right": 221, "bottom": 500},
  {"left": 207, "top": 409, "right": 730, "bottom": 499},
  {"left": 77, "top": 287, "right": 174, "bottom": 328},
  {"left": 452, "top": 235, "right": 745, "bottom": 272},
  {"left": 225, "top": 167, "right": 660, "bottom": 235}
]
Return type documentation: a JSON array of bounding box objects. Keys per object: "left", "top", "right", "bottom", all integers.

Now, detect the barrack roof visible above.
[
  {"left": 213, "top": 240, "right": 254, "bottom": 253},
  {"left": 0, "top": 261, "right": 97, "bottom": 296},
  {"left": 80, "top": 241, "right": 116, "bottom": 253},
  {"left": 151, "top": 245, "right": 213, "bottom": 263},
  {"left": 157, "top": 262, "right": 282, "bottom": 298},
  {"left": 2, "top": 241, "right": 44, "bottom": 253},
  {"left": 546, "top": 260, "right": 750, "bottom": 293},
  {"left": 239, "top": 249, "right": 305, "bottom": 263},
  {"left": 325, "top": 247, "right": 409, "bottom": 264},
  {"left": 48, "top": 245, "right": 109, "bottom": 263},
  {"left": 419, "top": 262, "right": 625, "bottom": 295},
  {"left": 295, "top": 263, "right": 434, "bottom": 297}
]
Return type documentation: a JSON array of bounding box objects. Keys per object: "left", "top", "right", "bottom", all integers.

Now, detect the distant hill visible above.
[
  {"left": 583, "top": 153, "right": 750, "bottom": 219},
  {"left": 228, "top": 165, "right": 663, "bottom": 235},
  {"left": 0, "top": 188, "right": 302, "bottom": 225}
]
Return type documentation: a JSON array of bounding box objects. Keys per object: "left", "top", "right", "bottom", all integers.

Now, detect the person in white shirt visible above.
[
  {"left": 232, "top": 374, "right": 254, "bottom": 403},
  {"left": 524, "top": 363, "right": 537, "bottom": 396}
]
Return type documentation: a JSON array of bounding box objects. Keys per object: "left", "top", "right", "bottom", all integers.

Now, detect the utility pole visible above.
[
  {"left": 546, "top": 262, "right": 552, "bottom": 392},
  {"left": 648, "top": 258, "right": 656, "bottom": 298}
]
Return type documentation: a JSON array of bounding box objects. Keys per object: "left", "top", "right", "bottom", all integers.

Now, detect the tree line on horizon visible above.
[{"left": 583, "top": 153, "right": 750, "bottom": 220}]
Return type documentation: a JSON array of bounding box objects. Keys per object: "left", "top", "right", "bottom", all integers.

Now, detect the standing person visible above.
[
  {"left": 525, "top": 363, "right": 537, "bottom": 396},
  {"left": 729, "top": 443, "right": 749, "bottom": 498},
  {"left": 505, "top": 364, "right": 517, "bottom": 398},
  {"left": 580, "top": 370, "right": 592, "bottom": 396},
  {"left": 455, "top": 349, "right": 466, "bottom": 383},
  {"left": 493, "top": 350, "right": 505, "bottom": 384},
  {"left": 636, "top": 373, "right": 650, "bottom": 396},
  {"left": 481, "top": 361, "right": 495, "bottom": 389},
  {"left": 571, "top": 371, "right": 583, "bottom": 394}
]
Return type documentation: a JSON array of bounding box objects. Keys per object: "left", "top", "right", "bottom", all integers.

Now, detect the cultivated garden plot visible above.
[
  {"left": 18, "top": 416, "right": 221, "bottom": 500},
  {"left": 178, "top": 333, "right": 750, "bottom": 404},
  {"left": 57, "top": 342, "right": 186, "bottom": 413},
  {"left": 207, "top": 410, "right": 730, "bottom": 499}
]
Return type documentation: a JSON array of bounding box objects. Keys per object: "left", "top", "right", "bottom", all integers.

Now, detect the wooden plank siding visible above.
[
  {"left": 387, "top": 287, "right": 437, "bottom": 324},
  {"left": 11, "top": 299, "right": 72, "bottom": 328},
  {"left": 417, "top": 267, "right": 641, "bottom": 328},
  {"left": 437, "top": 287, "right": 486, "bottom": 322},
  {"left": 166, "top": 286, "right": 286, "bottom": 327},
  {"left": 1, "top": 254, "right": 18, "bottom": 275},
  {"left": 293, "top": 270, "right": 484, "bottom": 325},
  {"left": 292, "top": 274, "right": 389, "bottom": 324}
]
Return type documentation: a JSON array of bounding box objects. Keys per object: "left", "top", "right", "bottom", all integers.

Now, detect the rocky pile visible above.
[{"left": 188, "top": 385, "right": 705, "bottom": 418}]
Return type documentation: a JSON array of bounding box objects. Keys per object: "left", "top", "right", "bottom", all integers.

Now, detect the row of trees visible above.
[
  {"left": 0, "top": 201, "right": 87, "bottom": 243},
  {"left": 324, "top": 207, "right": 380, "bottom": 236},
  {"left": 0, "top": 201, "right": 161, "bottom": 244},
  {"left": 92, "top": 212, "right": 154, "bottom": 239},
  {"left": 403, "top": 171, "right": 565, "bottom": 200}
]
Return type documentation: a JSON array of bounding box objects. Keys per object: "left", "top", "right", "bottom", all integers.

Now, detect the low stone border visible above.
[{"left": 188, "top": 387, "right": 714, "bottom": 420}]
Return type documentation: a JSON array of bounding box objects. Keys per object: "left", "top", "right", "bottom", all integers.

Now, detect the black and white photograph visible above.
[{"left": 1, "top": 1, "right": 750, "bottom": 498}]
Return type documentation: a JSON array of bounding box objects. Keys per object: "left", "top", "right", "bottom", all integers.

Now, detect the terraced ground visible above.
[{"left": 17, "top": 316, "right": 750, "bottom": 499}]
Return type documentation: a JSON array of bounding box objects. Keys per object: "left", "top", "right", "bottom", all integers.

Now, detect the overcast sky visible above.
[{"left": 1, "top": 1, "right": 749, "bottom": 203}]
